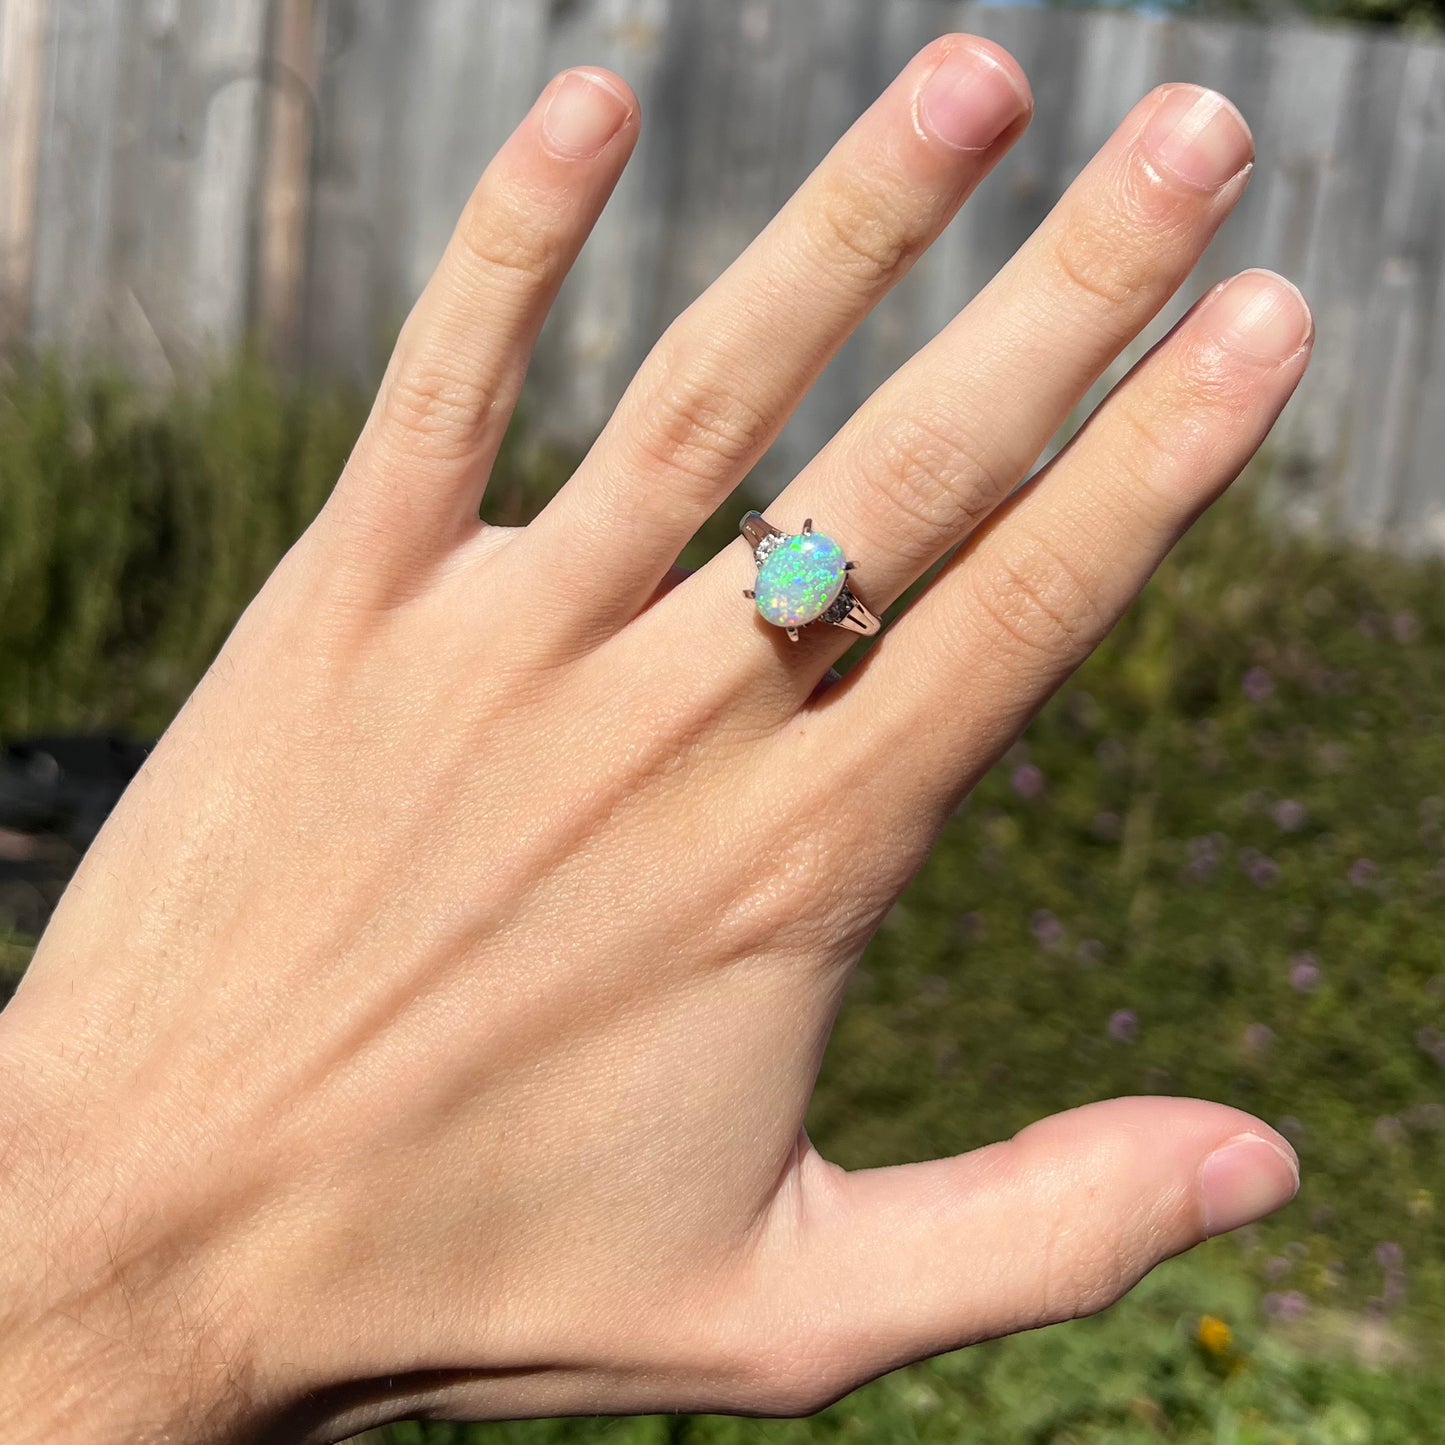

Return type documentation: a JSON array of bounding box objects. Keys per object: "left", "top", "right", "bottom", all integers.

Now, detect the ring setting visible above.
[{"left": 740, "top": 511, "right": 881, "bottom": 642}]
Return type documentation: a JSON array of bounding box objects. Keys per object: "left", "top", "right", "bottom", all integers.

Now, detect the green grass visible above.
[{"left": 1, "top": 360, "right": 1441, "bottom": 1444}]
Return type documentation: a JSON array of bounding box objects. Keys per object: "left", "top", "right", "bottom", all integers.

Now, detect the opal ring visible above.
[{"left": 740, "top": 511, "right": 881, "bottom": 643}]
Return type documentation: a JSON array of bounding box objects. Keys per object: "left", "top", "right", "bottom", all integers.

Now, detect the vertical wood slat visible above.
[
  {"left": 302, "top": 0, "right": 403, "bottom": 382},
  {"left": 103, "top": 1, "right": 175, "bottom": 384},
  {"left": 257, "top": 0, "right": 321, "bottom": 364},
  {"left": 27, "top": 0, "right": 123, "bottom": 353},
  {"left": 183, "top": 0, "right": 270, "bottom": 351},
  {"left": 1399, "top": 45, "right": 1445, "bottom": 552},
  {"left": 0, "top": 0, "right": 50, "bottom": 336},
  {"left": 1, "top": 0, "right": 1441, "bottom": 552}
]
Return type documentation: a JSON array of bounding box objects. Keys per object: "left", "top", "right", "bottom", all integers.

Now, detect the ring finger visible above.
[{"left": 832, "top": 265, "right": 1313, "bottom": 843}]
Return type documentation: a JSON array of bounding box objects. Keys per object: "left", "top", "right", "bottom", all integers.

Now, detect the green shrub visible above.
[{"left": 1, "top": 361, "right": 1440, "bottom": 1444}]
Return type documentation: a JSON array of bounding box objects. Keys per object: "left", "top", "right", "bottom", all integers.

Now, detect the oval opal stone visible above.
[{"left": 754, "top": 531, "right": 847, "bottom": 628}]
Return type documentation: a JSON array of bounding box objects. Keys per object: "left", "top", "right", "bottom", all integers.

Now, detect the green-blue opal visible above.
[{"left": 755, "top": 532, "right": 847, "bottom": 628}]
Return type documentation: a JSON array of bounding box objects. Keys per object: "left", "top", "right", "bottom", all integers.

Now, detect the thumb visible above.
[{"left": 756, "top": 1097, "right": 1297, "bottom": 1408}]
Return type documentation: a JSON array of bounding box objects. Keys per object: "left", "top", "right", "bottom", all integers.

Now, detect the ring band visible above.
[{"left": 739, "top": 511, "right": 882, "bottom": 642}]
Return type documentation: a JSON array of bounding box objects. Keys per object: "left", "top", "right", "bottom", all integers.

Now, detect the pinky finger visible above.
[{"left": 836, "top": 267, "right": 1313, "bottom": 826}]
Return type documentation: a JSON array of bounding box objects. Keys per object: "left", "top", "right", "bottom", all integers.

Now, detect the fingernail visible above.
[
  {"left": 542, "top": 71, "right": 630, "bottom": 159},
  {"left": 917, "top": 45, "right": 1030, "bottom": 152},
  {"left": 1141, "top": 85, "right": 1252, "bottom": 190},
  {"left": 1202, "top": 269, "right": 1314, "bottom": 361},
  {"left": 1199, "top": 1133, "right": 1300, "bottom": 1238}
]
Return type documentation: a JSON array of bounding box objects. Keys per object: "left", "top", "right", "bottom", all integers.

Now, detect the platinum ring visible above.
[{"left": 739, "top": 511, "right": 882, "bottom": 643}]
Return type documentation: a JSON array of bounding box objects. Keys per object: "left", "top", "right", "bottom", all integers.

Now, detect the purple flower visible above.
[
  {"left": 1031, "top": 909, "right": 1064, "bottom": 949},
  {"left": 1277, "top": 1116, "right": 1305, "bottom": 1143},
  {"left": 1348, "top": 857, "right": 1377, "bottom": 886},
  {"left": 1375, "top": 1241, "right": 1405, "bottom": 1271},
  {"left": 1244, "top": 1023, "right": 1275, "bottom": 1055},
  {"left": 1185, "top": 835, "right": 1221, "bottom": 882},
  {"left": 1107, "top": 1009, "right": 1139, "bottom": 1043},
  {"left": 1246, "top": 853, "right": 1279, "bottom": 887},
  {"left": 1011, "top": 763, "right": 1045, "bottom": 800},
  {"left": 1243, "top": 666, "right": 1275, "bottom": 703},
  {"left": 1263, "top": 1255, "right": 1291, "bottom": 1281},
  {"left": 1263, "top": 1290, "right": 1309, "bottom": 1320},
  {"left": 1076, "top": 938, "right": 1107, "bottom": 967},
  {"left": 1273, "top": 799, "right": 1308, "bottom": 832},
  {"left": 1288, "top": 953, "right": 1321, "bottom": 993}
]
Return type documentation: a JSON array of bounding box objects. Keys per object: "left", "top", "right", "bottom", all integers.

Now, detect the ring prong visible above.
[
  {"left": 844, "top": 560, "right": 857, "bottom": 570},
  {"left": 802, "top": 518, "right": 813, "bottom": 534},
  {"left": 786, "top": 627, "right": 800, "bottom": 642},
  {"left": 742, "top": 588, "right": 756, "bottom": 599}
]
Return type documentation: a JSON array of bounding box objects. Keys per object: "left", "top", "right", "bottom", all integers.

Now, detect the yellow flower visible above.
[{"left": 1196, "top": 1314, "right": 1233, "bottom": 1356}]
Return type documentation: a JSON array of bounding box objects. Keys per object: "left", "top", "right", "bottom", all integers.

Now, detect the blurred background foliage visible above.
[
  {"left": 0, "top": 359, "right": 1441, "bottom": 1443},
  {"left": 1065, "top": 0, "right": 1444, "bottom": 32}
]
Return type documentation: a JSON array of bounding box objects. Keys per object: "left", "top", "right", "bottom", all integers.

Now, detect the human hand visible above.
[{"left": 0, "top": 36, "right": 1308, "bottom": 1443}]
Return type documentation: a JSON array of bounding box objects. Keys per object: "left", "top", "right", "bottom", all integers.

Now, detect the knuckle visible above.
[
  {"left": 1048, "top": 162, "right": 1191, "bottom": 315},
  {"left": 1115, "top": 403, "right": 1194, "bottom": 497},
  {"left": 803, "top": 174, "right": 914, "bottom": 288},
  {"left": 1174, "top": 330, "right": 1264, "bottom": 407},
  {"left": 378, "top": 358, "right": 495, "bottom": 463},
  {"left": 862, "top": 411, "right": 1007, "bottom": 540},
  {"left": 966, "top": 529, "right": 1102, "bottom": 666},
  {"left": 1114, "top": 354, "right": 1246, "bottom": 502},
  {"left": 998, "top": 1127, "right": 1148, "bottom": 1330},
  {"left": 451, "top": 193, "right": 558, "bottom": 290},
  {"left": 1035, "top": 1212, "right": 1134, "bottom": 1324},
  {"left": 629, "top": 357, "right": 774, "bottom": 493},
  {"left": 1049, "top": 206, "right": 1149, "bottom": 311}
]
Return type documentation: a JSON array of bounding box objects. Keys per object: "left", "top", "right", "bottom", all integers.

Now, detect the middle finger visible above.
[{"left": 527, "top": 35, "right": 1033, "bottom": 638}]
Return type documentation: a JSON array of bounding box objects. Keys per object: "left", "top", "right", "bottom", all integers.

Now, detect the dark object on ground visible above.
[{"left": 0, "top": 735, "right": 151, "bottom": 941}]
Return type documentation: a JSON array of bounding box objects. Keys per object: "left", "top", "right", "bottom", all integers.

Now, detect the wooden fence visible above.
[{"left": 1, "top": 0, "right": 1442, "bottom": 551}]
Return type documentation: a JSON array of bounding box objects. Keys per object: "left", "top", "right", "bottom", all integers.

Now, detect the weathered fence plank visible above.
[
  {"left": 0, "top": 0, "right": 50, "bottom": 336},
  {"left": 0, "top": 0, "right": 1441, "bottom": 551}
]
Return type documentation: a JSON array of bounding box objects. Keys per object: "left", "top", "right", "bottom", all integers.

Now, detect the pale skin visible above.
[{"left": 0, "top": 35, "right": 1310, "bottom": 1444}]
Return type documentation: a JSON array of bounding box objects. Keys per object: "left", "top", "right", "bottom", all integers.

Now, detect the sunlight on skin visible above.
[{"left": 0, "top": 36, "right": 1309, "bottom": 1444}]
